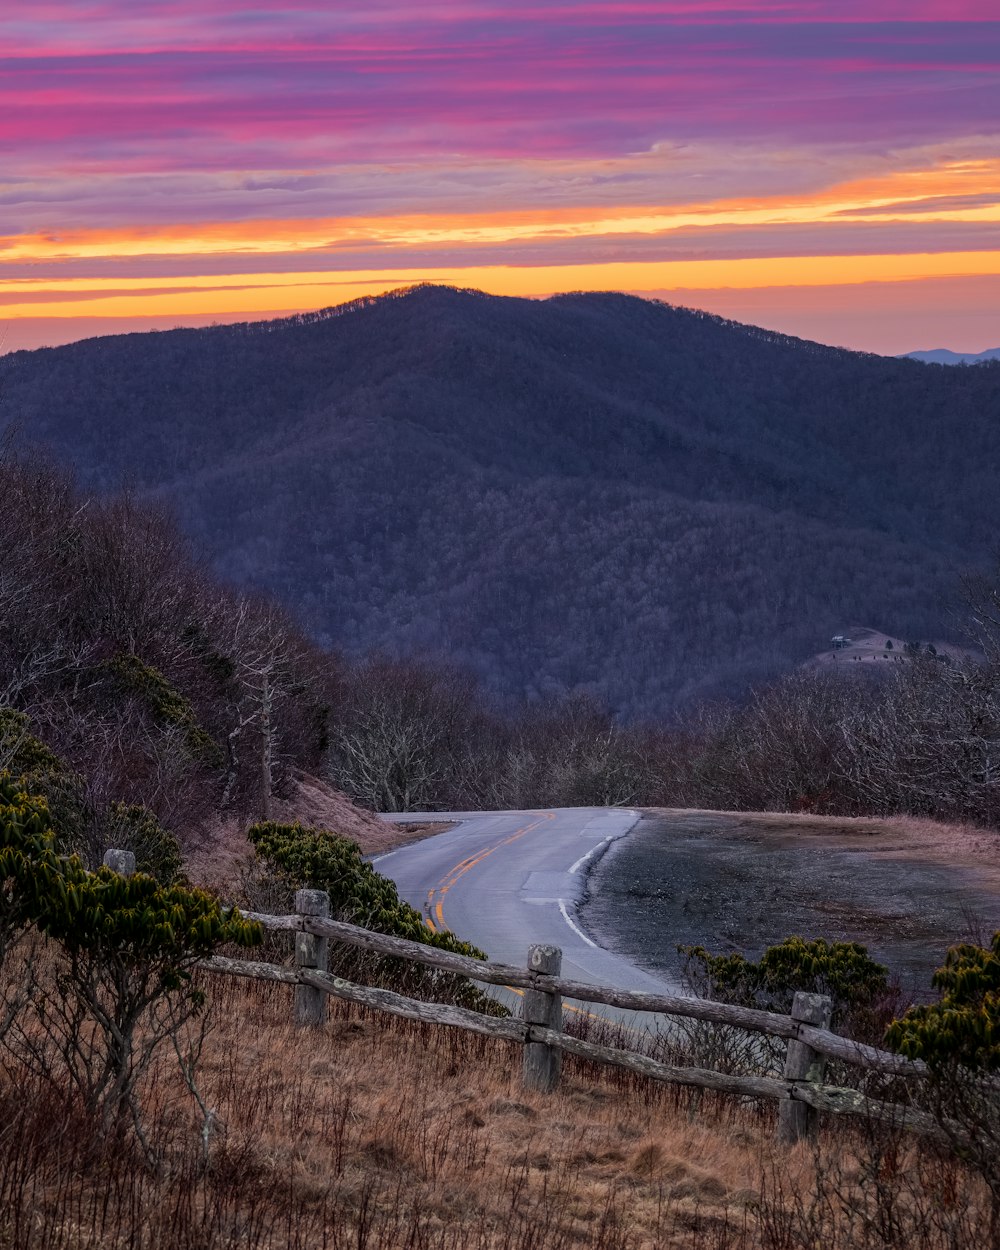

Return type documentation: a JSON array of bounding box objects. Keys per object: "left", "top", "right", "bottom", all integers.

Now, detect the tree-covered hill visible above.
[{"left": 4, "top": 284, "right": 999, "bottom": 714}]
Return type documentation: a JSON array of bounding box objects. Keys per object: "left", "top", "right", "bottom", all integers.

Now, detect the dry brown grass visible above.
[
  {"left": 0, "top": 969, "right": 769, "bottom": 1249},
  {"left": 2, "top": 969, "right": 994, "bottom": 1249},
  {"left": 185, "top": 773, "right": 421, "bottom": 891},
  {"left": 5, "top": 804, "right": 998, "bottom": 1248},
  {"left": 649, "top": 807, "right": 1000, "bottom": 878}
]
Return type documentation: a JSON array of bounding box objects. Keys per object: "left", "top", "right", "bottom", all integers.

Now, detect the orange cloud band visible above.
[
  {"left": 3, "top": 250, "right": 1000, "bottom": 321},
  {"left": 3, "top": 156, "right": 999, "bottom": 264}
]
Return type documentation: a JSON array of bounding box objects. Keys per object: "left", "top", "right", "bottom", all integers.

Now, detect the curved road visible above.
[{"left": 375, "top": 807, "right": 679, "bottom": 1020}]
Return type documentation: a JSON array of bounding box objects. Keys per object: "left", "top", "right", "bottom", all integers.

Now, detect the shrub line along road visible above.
[{"left": 375, "top": 808, "right": 679, "bottom": 1021}]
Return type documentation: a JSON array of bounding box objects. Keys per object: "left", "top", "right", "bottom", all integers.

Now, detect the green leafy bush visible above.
[
  {"left": 247, "top": 820, "right": 505, "bottom": 1013},
  {"left": 885, "top": 933, "right": 1000, "bottom": 1071},
  {"left": 104, "top": 802, "right": 184, "bottom": 885},
  {"left": 0, "top": 710, "right": 86, "bottom": 843},
  {"left": 681, "top": 935, "right": 893, "bottom": 1040},
  {"left": 1, "top": 773, "right": 260, "bottom": 1147},
  {"left": 26, "top": 862, "right": 260, "bottom": 1144},
  {"left": 0, "top": 707, "right": 63, "bottom": 781},
  {"left": 884, "top": 935, "right": 1000, "bottom": 1226},
  {"left": 0, "top": 774, "right": 59, "bottom": 967},
  {"left": 0, "top": 714, "right": 183, "bottom": 878}
]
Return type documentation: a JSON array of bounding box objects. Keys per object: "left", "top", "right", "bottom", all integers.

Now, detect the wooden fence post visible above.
[
  {"left": 778, "top": 991, "right": 833, "bottom": 1144},
  {"left": 294, "top": 889, "right": 331, "bottom": 1027},
  {"left": 102, "top": 848, "right": 136, "bottom": 876},
  {"left": 522, "top": 944, "right": 563, "bottom": 1093}
]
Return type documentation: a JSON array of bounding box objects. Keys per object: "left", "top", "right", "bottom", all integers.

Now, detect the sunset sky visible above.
[{"left": 3, "top": 1, "right": 999, "bottom": 355}]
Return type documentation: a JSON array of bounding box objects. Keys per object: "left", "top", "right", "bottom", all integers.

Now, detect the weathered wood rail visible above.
[
  {"left": 212, "top": 893, "right": 947, "bottom": 1143},
  {"left": 100, "top": 852, "right": 940, "bottom": 1145}
]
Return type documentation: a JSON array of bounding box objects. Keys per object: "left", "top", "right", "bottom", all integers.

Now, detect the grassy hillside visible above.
[
  {"left": 5, "top": 285, "right": 999, "bottom": 714},
  {"left": 2, "top": 970, "right": 994, "bottom": 1249}
]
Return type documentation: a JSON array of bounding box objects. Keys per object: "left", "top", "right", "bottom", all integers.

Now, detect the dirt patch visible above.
[
  {"left": 380, "top": 820, "right": 457, "bottom": 848},
  {"left": 805, "top": 624, "right": 978, "bottom": 671},
  {"left": 582, "top": 809, "right": 1000, "bottom": 996},
  {"left": 185, "top": 772, "right": 418, "bottom": 889},
  {"left": 269, "top": 771, "right": 389, "bottom": 848}
]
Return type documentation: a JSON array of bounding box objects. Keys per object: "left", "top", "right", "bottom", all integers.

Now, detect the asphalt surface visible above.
[
  {"left": 375, "top": 808, "right": 679, "bottom": 1022},
  {"left": 584, "top": 811, "right": 1000, "bottom": 997}
]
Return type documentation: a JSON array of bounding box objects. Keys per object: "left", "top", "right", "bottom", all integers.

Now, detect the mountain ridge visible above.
[
  {"left": 904, "top": 346, "right": 1000, "bottom": 365},
  {"left": 3, "top": 284, "right": 999, "bottom": 715}
]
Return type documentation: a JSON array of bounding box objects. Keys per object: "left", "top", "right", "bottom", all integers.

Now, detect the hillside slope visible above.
[{"left": 4, "top": 285, "right": 999, "bottom": 714}]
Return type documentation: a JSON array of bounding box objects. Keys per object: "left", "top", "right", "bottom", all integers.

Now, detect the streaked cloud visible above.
[{"left": 1, "top": 1, "right": 998, "bottom": 354}]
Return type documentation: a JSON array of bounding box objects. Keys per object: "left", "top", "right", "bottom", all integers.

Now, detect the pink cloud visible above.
[{"left": 3, "top": 18, "right": 997, "bottom": 177}]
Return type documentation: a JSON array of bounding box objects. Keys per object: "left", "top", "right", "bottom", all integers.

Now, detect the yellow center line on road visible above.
[
  {"left": 388, "top": 813, "right": 650, "bottom": 1036},
  {"left": 424, "top": 810, "right": 556, "bottom": 932},
  {"left": 422, "top": 811, "right": 604, "bottom": 1022}
]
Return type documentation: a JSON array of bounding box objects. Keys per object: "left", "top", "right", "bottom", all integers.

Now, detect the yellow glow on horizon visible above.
[
  {"left": 4, "top": 250, "right": 1000, "bottom": 321},
  {"left": 3, "top": 155, "right": 998, "bottom": 326},
  {"left": 3, "top": 157, "right": 999, "bottom": 265}
]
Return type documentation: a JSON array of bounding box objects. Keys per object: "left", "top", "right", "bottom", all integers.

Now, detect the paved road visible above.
[{"left": 375, "top": 808, "right": 680, "bottom": 1023}]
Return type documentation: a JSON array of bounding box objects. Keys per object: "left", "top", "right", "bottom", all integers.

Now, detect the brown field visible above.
[
  {"left": 0, "top": 967, "right": 993, "bottom": 1250},
  {"left": 657, "top": 808, "right": 1000, "bottom": 884}
]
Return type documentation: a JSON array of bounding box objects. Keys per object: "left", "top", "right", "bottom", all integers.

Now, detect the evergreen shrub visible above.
[
  {"left": 0, "top": 773, "right": 260, "bottom": 1146},
  {"left": 681, "top": 935, "right": 894, "bottom": 1040},
  {"left": 247, "top": 820, "right": 506, "bottom": 1014}
]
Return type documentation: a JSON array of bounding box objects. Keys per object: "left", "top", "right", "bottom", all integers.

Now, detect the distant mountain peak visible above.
[{"left": 903, "top": 346, "right": 1000, "bottom": 365}]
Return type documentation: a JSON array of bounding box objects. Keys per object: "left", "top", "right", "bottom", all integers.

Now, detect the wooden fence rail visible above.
[
  {"left": 225, "top": 898, "right": 942, "bottom": 1143},
  {"left": 234, "top": 904, "right": 928, "bottom": 1079},
  {"left": 102, "top": 854, "right": 940, "bottom": 1146}
]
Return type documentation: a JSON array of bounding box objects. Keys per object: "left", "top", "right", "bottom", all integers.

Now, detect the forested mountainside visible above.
[{"left": 4, "top": 284, "right": 1000, "bottom": 715}]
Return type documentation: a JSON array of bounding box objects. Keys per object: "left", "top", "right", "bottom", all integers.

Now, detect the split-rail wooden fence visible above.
[{"left": 107, "top": 851, "right": 942, "bottom": 1146}]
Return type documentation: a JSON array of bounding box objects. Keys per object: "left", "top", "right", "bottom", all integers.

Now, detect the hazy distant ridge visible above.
[{"left": 903, "top": 346, "right": 1000, "bottom": 365}]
